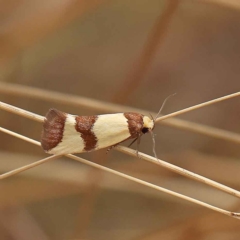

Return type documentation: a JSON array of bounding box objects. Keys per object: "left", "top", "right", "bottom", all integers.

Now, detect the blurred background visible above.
[{"left": 0, "top": 0, "right": 240, "bottom": 239}]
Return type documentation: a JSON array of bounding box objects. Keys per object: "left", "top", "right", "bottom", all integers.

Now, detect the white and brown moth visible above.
[
  {"left": 41, "top": 109, "right": 156, "bottom": 156},
  {"left": 40, "top": 96, "right": 174, "bottom": 157}
]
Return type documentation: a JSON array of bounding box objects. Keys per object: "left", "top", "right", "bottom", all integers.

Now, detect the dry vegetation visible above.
[{"left": 0, "top": 0, "right": 240, "bottom": 240}]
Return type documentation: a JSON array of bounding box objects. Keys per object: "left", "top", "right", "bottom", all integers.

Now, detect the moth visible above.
[
  {"left": 40, "top": 96, "right": 171, "bottom": 157},
  {"left": 41, "top": 109, "right": 157, "bottom": 157}
]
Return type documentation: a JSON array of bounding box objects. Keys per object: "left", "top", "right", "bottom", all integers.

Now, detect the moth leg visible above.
[
  {"left": 128, "top": 137, "right": 138, "bottom": 148},
  {"left": 136, "top": 136, "right": 141, "bottom": 158},
  {"left": 128, "top": 136, "right": 142, "bottom": 158},
  {"left": 106, "top": 143, "right": 119, "bottom": 154}
]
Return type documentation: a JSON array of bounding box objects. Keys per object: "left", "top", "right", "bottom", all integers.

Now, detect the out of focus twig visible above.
[
  {"left": 0, "top": 82, "right": 240, "bottom": 144},
  {"left": 113, "top": 0, "right": 180, "bottom": 103}
]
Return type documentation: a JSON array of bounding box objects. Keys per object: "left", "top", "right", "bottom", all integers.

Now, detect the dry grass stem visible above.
[
  {"left": 0, "top": 127, "right": 41, "bottom": 146},
  {"left": 0, "top": 126, "right": 239, "bottom": 219},
  {"left": 116, "top": 145, "right": 240, "bottom": 198},
  {"left": 0, "top": 100, "right": 240, "bottom": 219},
  {"left": 0, "top": 101, "right": 240, "bottom": 198},
  {"left": 0, "top": 82, "right": 240, "bottom": 144},
  {"left": 0, "top": 101, "right": 44, "bottom": 123},
  {"left": 156, "top": 91, "right": 240, "bottom": 122},
  {"left": 0, "top": 154, "right": 60, "bottom": 180},
  {"left": 201, "top": 0, "right": 240, "bottom": 10}
]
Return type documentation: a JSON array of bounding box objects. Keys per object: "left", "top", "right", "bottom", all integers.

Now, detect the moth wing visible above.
[
  {"left": 41, "top": 111, "right": 132, "bottom": 155},
  {"left": 41, "top": 108, "right": 67, "bottom": 152},
  {"left": 93, "top": 114, "right": 131, "bottom": 150},
  {"left": 41, "top": 109, "right": 85, "bottom": 155}
]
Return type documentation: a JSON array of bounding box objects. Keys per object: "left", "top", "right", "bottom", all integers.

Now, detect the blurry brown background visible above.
[{"left": 0, "top": 0, "right": 240, "bottom": 239}]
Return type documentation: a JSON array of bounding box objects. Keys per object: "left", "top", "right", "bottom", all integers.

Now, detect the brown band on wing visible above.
[
  {"left": 41, "top": 108, "right": 67, "bottom": 152},
  {"left": 124, "top": 112, "right": 144, "bottom": 138},
  {"left": 75, "top": 115, "right": 98, "bottom": 151}
]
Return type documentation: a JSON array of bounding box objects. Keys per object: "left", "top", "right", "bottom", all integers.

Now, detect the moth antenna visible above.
[
  {"left": 155, "top": 93, "right": 176, "bottom": 120},
  {"left": 149, "top": 113, "right": 155, "bottom": 122},
  {"left": 149, "top": 129, "right": 158, "bottom": 160}
]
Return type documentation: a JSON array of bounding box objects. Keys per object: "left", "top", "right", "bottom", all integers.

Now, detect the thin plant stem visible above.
[
  {"left": 0, "top": 154, "right": 60, "bottom": 179},
  {"left": 0, "top": 127, "right": 239, "bottom": 219},
  {"left": 0, "top": 101, "right": 44, "bottom": 122},
  {"left": 67, "top": 154, "right": 240, "bottom": 220},
  {"left": 0, "top": 127, "right": 41, "bottom": 146},
  {"left": 0, "top": 82, "right": 240, "bottom": 144},
  {"left": 0, "top": 101, "right": 240, "bottom": 199},
  {"left": 116, "top": 145, "right": 240, "bottom": 198},
  {"left": 156, "top": 91, "right": 240, "bottom": 122}
]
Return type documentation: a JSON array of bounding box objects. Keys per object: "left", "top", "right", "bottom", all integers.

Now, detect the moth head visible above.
[
  {"left": 141, "top": 115, "right": 157, "bottom": 160},
  {"left": 142, "top": 116, "right": 154, "bottom": 134},
  {"left": 139, "top": 94, "right": 175, "bottom": 160}
]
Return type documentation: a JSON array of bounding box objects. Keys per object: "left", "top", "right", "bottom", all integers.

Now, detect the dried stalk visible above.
[
  {"left": 0, "top": 82, "right": 240, "bottom": 144},
  {"left": 0, "top": 94, "right": 240, "bottom": 198},
  {"left": 156, "top": 91, "right": 240, "bottom": 122},
  {"left": 0, "top": 90, "right": 240, "bottom": 218},
  {"left": 0, "top": 126, "right": 239, "bottom": 219}
]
